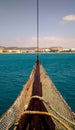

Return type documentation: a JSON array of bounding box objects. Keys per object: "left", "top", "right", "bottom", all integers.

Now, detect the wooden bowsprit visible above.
[{"left": 15, "top": 60, "right": 55, "bottom": 130}]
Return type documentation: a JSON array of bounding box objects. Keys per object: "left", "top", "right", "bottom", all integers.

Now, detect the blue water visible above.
[{"left": 0, "top": 53, "right": 75, "bottom": 116}]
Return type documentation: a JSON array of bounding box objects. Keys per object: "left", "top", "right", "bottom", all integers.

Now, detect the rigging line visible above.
[
  {"left": 21, "top": 111, "right": 71, "bottom": 130},
  {"left": 37, "top": 0, "right": 39, "bottom": 60}
]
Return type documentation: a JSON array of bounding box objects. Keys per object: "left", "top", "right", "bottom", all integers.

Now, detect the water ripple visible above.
[{"left": 0, "top": 53, "right": 75, "bottom": 116}]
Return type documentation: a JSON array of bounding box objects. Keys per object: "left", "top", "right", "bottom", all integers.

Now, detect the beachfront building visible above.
[
  {"left": 50, "top": 47, "right": 63, "bottom": 52},
  {"left": 70, "top": 48, "right": 75, "bottom": 52},
  {"left": 0, "top": 48, "right": 3, "bottom": 53}
]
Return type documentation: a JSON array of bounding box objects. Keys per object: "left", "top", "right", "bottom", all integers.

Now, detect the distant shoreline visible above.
[
  {"left": 0, "top": 46, "right": 75, "bottom": 54},
  {"left": 0, "top": 52, "right": 75, "bottom": 54}
]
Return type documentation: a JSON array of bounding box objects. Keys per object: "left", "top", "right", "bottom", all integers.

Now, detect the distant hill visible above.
[{"left": 0, "top": 46, "right": 36, "bottom": 50}]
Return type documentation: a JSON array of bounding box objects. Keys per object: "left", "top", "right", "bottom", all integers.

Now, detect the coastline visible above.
[{"left": 0, "top": 51, "right": 75, "bottom": 54}]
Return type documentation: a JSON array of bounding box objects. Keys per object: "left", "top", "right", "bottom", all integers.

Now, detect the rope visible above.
[
  {"left": 30, "top": 95, "right": 75, "bottom": 126},
  {"left": 44, "top": 100, "right": 75, "bottom": 126},
  {"left": 23, "top": 110, "right": 71, "bottom": 130},
  {"left": 36, "top": 0, "right": 39, "bottom": 59},
  {"left": 31, "top": 95, "right": 43, "bottom": 100}
]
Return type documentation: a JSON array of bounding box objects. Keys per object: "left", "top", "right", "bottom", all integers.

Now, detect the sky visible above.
[{"left": 0, "top": 0, "right": 75, "bottom": 48}]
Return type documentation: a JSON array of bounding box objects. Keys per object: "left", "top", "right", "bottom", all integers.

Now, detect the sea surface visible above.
[{"left": 0, "top": 53, "right": 75, "bottom": 117}]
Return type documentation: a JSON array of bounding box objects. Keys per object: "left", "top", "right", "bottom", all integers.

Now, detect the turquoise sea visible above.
[{"left": 0, "top": 53, "right": 75, "bottom": 117}]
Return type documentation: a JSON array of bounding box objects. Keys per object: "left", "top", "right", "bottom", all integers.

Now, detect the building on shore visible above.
[
  {"left": 70, "top": 48, "right": 75, "bottom": 52},
  {"left": 0, "top": 48, "right": 3, "bottom": 53},
  {"left": 0, "top": 46, "right": 75, "bottom": 53},
  {"left": 50, "top": 47, "right": 63, "bottom": 52}
]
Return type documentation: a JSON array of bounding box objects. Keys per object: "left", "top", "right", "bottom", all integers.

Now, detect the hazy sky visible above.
[{"left": 0, "top": 0, "right": 75, "bottom": 48}]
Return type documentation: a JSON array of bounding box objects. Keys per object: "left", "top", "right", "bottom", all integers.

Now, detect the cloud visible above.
[
  {"left": 59, "top": 14, "right": 75, "bottom": 24},
  {"left": 1, "top": 36, "right": 75, "bottom": 49},
  {"left": 62, "top": 14, "right": 75, "bottom": 21}
]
